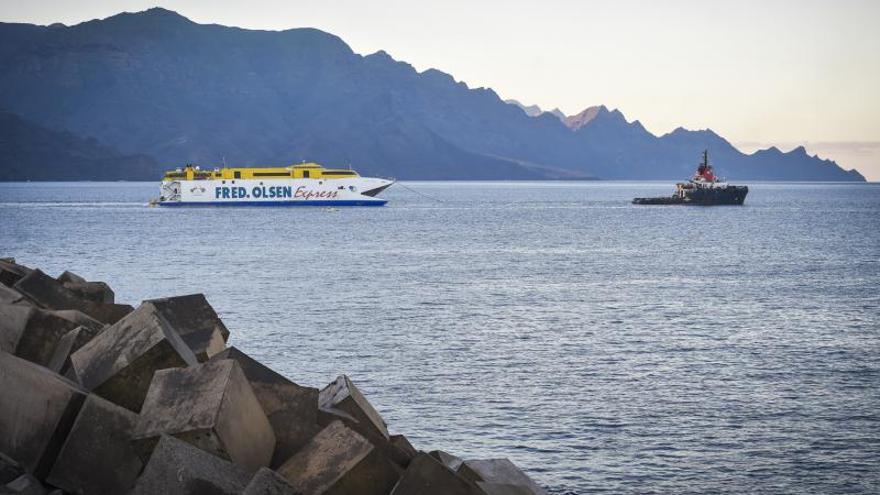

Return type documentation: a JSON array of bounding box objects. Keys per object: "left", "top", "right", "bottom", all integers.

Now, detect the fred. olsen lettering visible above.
[
  {"left": 250, "top": 185, "right": 293, "bottom": 199},
  {"left": 214, "top": 186, "right": 249, "bottom": 199}
]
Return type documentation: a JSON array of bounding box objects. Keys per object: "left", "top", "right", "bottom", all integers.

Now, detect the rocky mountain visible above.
[
  {"left": 564, "top": 106, "right": 603, "bottom": 131},
  {"left": 506, "top": 100, "right": 566, "bottom": 122},
  {"left": 506, "top": 99, "right": 544, "bottom": 117},
  {"left": 0, "top": 109, "right": 158, "bottom": 180},
  {"left": 0, "top": 8, "right": 865, "bottom": 181}
]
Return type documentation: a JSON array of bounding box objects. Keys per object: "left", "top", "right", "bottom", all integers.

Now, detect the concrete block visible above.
[
  {"left": 130, "top": 435, "right": 251, "bottom": 495},
  {"left": 12, "top": 269, "right": 90, "bottom": 311},
  {"left": 389, "top": 453, "right": 479, "bottom": 495},
  {"left": 0, "top": 452, "right": 24, "bottom": 485},
  {"left": 56, "top": 271, "right": 86, "bottom": 285},
  {"left": 50, "top": 309, "right": 105, "bottom": 331},
  {"left": 13, "top": 270, "right": 132, "bottom": 324},
  {"left": 318, "top": 407, "right": 414, "bottom": 469},
  {"left": 429, "top": 450, "right": 464, "bottom": 472},
  {"left": 134, "top": 359, "right": 275, "bottom": 471},
  {"left": 476, "top": 482, "right": 535, "bottom": 495},
  {"left": 46, "top": 394, "right": 143, "bottom": 494},
  {"left": 278, "top": 420, "right": 400, "bottom": 495},
  {"left": 0, "top": 304, "right": 31, "bottom": 355},
  {"left": 0, "top": 351, "right": 86, "bottom": 477},
  {"left": 63, "top": 281, "right": 114, "bottom": 304},
  {"left": 243, "top": 468, "right": 302, "bottom": 495},
  {"left": 147, "top": 294, "right": 228, "bottom": 361},
  {"left": 319, "top": 375, "right": 389, "bottom": 441},
  {"left": 390, "top": 434, "right": 418, "bottom": 460},
  {"left": 47, "top": 325, "right": 101, "bottom": 374},
  {"left": 0, "top": 304, "right": 79, "bottom": 366},
  {"left": 80, "top": 302, "right": 133, "bottom": 326},
  {"left": 69, "top": 302, "right": 198, "bottom": 412},
  {"left": 0, "top": 260, "right": 31, "bottom": 288},
  {"left": 3, "top": 473, "right": 52, "bottom": 494},
  {"left": 457, "top": 459, "right": 548, "bottom": 495},
  {"left": 0, "top": 284, "right": 26, "bottom": 305},
  {"left": 211, "top": 347, "right": 320, "bottom": 467}
]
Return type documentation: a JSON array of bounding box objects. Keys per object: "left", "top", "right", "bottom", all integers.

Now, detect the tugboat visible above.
[{"left": 633, "top": 151, "right": 748, "bottom": 205}]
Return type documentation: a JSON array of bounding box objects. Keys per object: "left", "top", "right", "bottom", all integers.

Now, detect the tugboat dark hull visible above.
[{"left": 633, "top": 185, "right": 748, "bottom": 205}]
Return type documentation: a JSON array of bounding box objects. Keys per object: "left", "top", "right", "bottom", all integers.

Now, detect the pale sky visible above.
[{"left": 2, "top": 0, "right": 879, "bottom": 179}]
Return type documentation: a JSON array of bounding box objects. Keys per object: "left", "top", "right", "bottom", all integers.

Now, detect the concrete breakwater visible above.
[{"left": 0, "top": 257, "right": 549, "bottom": 495}]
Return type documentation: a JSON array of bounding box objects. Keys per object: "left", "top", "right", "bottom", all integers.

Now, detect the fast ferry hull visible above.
[{"left": 157, "top": 177, "right": 392, "bottom": 206}]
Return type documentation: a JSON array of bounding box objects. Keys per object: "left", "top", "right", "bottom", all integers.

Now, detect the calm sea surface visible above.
[{"left": 1, "top": 181, "right": 879, "bottom": 494}]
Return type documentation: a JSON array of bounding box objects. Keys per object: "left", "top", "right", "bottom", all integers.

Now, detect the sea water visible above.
[{"left": 1, "top": 181, "right": 878, "bottom": 494}]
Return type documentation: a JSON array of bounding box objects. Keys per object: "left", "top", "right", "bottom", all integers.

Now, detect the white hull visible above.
[{"left": 158, "top": 177, "right": 393, "bottom": 206}]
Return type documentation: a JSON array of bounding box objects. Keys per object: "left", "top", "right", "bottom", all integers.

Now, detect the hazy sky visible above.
[{"left": 2, "top": 0, "right": 879, "bottom": 179}]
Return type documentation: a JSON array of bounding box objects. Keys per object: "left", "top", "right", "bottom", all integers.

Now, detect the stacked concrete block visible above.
[
  {"left": 390, "top": 453, "right": 480, "bottom": 495},
  {"left": 146, "top": 294, "right": 228, "bottom": 361},
  {"left": 278, "top": 420, "right": 401, "bottom": 495},
  {"left": 318, "top": 375, "right": 415, "bottom": 468},
  {"left": 0, "top": 351, "right": 86, "bottom": 478},
  {"left": 56, "top": 271, "right": 86, "bottom": 285},
  {"left": 0, "top": 452, "right": 25, "bottom": 484},
  {"left": 134, "top": 359, "right": 276, "bottom": 471},
  {"left": 0, "top": 304, "right": 79, "bottom": 368},
  {"left": 458, "top": 459, "right": 549, "bottom": 495},
  {"left": 475, "top": 482, "right": 535, "bottom": 495},
  {"left": 13, "top": 270, "right": 132, "bottom": 324},
  {"left": 320, "top": 374, "right": 390, "bottom": 440},
  {"left": 69, "top": 301, "right": 199, "bottom": 412},
  {"left": 50, "top": 309, "right": 105, "bottom": 331},
  {"left": 56, "top": 268, "right": 114, "bottom": 304},
  {"left": 211, "top": 347, "right": 321, "bottom": 467},
  {"left": 47, "top": 326, "right": 101, "bottom": 374},
  {"left": 390, "top": 434, "right": 419, "bottom": 460},
  {"left": 3, "top": 472, "right": 55, "bottom": 494},
  {"left": 1, "top": 260, "right": 552, "bottom": 495},
  {"left": 45, "top": 395, "right": 143, "bottom": 494},
  {"left": 0, "top": 283, "right": 27, "bottom": 305},
  {"left": 243, "top": 467, "right": 302, "bottom": 495},
  {"left": 429, "top": 450, "right": 464, "bottom": 472},
  {"left": 62, "top": 281, "right": 114, "bottom": 304},
  {"left": 130, "top": 435, "right": 252, "bottom": 495},
  {"left": 0, "top": 259, "right": 31, "bottom": 287}
]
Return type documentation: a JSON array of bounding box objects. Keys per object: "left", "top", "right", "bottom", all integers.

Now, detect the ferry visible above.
[
  {"left": 155, "top": 163, "right": 394, "bottom": 206},
  {"left": 632, "top": 151, "right": 748, "bottom": 205}
]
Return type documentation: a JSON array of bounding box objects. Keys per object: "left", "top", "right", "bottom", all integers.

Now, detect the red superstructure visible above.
[{"left": 694, "top": 150, "right": 716, "bottom": 182}]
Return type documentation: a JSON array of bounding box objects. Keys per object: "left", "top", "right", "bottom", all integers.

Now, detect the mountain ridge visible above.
[
  {"left": 0, "top": 8, "right": 865, "bottom": 181},
  {"left": 0, "top": 108, "right": 159, "bottom": 180}
]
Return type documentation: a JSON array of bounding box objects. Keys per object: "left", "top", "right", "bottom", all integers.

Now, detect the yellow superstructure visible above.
[{"left": 163, "top": 163, "right": 360, "bottom": 181}]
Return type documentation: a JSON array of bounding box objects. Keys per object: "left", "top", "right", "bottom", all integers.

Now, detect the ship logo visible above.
[{"left": 189, "top": 186, "right": 207, "bottom": 195}]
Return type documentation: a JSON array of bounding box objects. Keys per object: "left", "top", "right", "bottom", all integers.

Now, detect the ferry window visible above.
[
  {"left": 303, "top": 171, "right": 310, "bottom": 178},
  {"left": 234, "top": 171, "right": 241, "bottom": 179}
]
